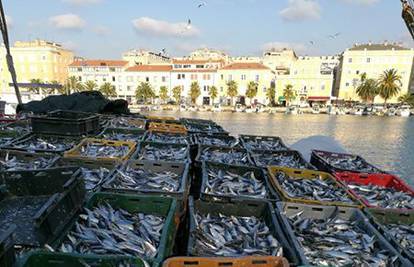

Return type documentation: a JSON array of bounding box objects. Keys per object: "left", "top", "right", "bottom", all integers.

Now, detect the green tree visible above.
[
  {"left": 283, "top": 84, "right": 296, "bottom": 106},
  {"left": 83, "top": 80, "right": 98, "bottom": 91},
  {"left": 246, "top": 81, "right": 258, "bottom": 105},
  {"left": 398, "top": 93, "right": 414, "bottom": 106},
  {"left": 63, "top": 76, "right": 84, "bottom": 95},
  {"left": 135, "top": 82, "right": 155, "bottom": 103},
  {"left": 226, "top": 80, "right": 238, "bottom": 105},
  {"left": 50, "top": 80, "right": 61, "bottom": 95},
  {"left": 29, "top": 79, "right": 43, "bottom": 94},
  {"left": 378, "top": 69, "right": 402, "bottom": 105},
  {"left": 356, "top": 73, "right": 379, "bottom": 103},
  {"left": 189, "top": 81, "right": 201, "bottom": 104},
  {"left": 209, "top": 86, "right": 218, "bottom": 105},
  {"left": 99, "top": 82, "right": 117, "bottom": 98},
  {"left": 266, "top": 83, "right": 276, "bottom": 106},
  {"left": 159, "top": 86, "right": 168, "bottom": 104},
  {"left": 172, "top": 86, "right": 182, "bottom": 104}
]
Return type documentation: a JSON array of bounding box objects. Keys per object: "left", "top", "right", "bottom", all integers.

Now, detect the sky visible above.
[{"left": 3, "top": 0, "right": 412, "bottom": 59}]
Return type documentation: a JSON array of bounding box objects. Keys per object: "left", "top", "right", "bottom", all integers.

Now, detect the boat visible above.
[
  {"left": 396, "top": 105, "right": 411, "bottom": 117},
  {"left": 311, "top": 105, "right": 320, "bottom": 114},
  {"left": 235, "top": 103, "right": 246, "bottom": 112},
  {"left": 385, "top": 107, "right": 396, "bottom": 116},
  {"left": 351, "top": 106, "right": 364, "bottom": 116},
  {"left": 188, "top": 105, "right": 199, "bottom": 112},
  {"left": 179, "top": 104, "right": 187, "bottom": 111},
  {"left": 212, "top": 104, "right": 222, "bottom": 112},
  {"left": 285, "top": 106, "right": 302, "bottom": 115},
  {"left": 373, "top": 106, "right": 385, "bottom": 116}
]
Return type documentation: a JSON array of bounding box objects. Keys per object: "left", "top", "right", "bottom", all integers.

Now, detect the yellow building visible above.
[{"left": 335, "top": 43, "right": 414, "bottom": 103}]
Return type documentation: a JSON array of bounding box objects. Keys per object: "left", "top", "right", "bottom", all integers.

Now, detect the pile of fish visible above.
[
  {"left": 186, "top": 123, "right": 224, "bottom": 134},
  {"left": 79, "top": 143, "right": 131, "bottom": 159},
  {"left": 205, "top": 168, "right": 267, "bottom": 198},
  {"left": 199, "top": 147, "right": 250, "bottom": 166},
  {"left": 192, "top": 213, "right": 282, "bottom": 256},
  {"left": 12, "top": 136, "right": 77, "bottom": 152},
  {"left": 316, "top": 153, "right": 380, "bottom": 173},
  {"left": 0, "top": 123, "right": 30, "bottom": 134},
  {"left": 109, "top": 118, "right": 146, "bottom": 130},
  {"left": 384, "top": 223, "right": 414, "bottom": 255},
  {"left": 347, "top": 184, "right": 414, "bottom": 209},
  {"left": 0, "top": 152, "right": 56, "bottom": 171},
  {"left": 242, "top": 138, "right": 287, "bottom": 151},
  {"left": 78, "top": 167, "right": 111, "bottom": 191},
  {"left": 137, "top": 144, "right": 188, "bottom": 162},
  {"left": 252, "top": 151, "right": 310, "bottom": 169},
  {"left": 146, "top": 133, "right": 189, "bottom": 145},
  {"left": 275, "top": 172, "right": 355, "bottom": 204},
  {"left": 197, "top": 135, "right": 240, "bottom": 147},
  {"left": 101, "top": 132, "right": 143, "bottom": 143},
  {"left": 59, "top": 202, "right": 165, "bottom": 258},
  {"left": 109, "top": 167, "right": 180, "bottom": 192},
  {"left": 287, "top": 212, "right": 400, "bottom": 266},
  {"left": 0, "top": 136, "right": 18, "bottom": 146}
]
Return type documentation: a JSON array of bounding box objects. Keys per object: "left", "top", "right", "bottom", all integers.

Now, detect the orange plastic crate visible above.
[
  {"left": 149, "top": 122, "right": 187, "bottom": 135},
  {"left": 162, "top": 256, "right": 290, "bottom": 267}
]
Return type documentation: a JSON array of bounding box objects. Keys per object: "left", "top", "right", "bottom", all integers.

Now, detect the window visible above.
[
  {"left": 178, "top": 74, "right": 181, "bottom": 80},
  {"left": 321, "top": 84, "right": 326, "bottom": 90},
  {"left": 182, "top": 74, "right": 186, "bottom": 79},
  {"left": 191, "top": 74, "right": 198, "bottom": 80},
  {"left": 220, "top": 87, "right": 224, "bottom": 92},
  {"left": 196, "top": 65, "right": 204, "bottom": 69},
  {"left": 183, "top": 64, "right": 191, "bottom": 69},
  {"left": 109, "top": 67, "right": 116, "bottom": 72},
  {"left": 356, "top": 70, "right": 360, "bottom": 75},
  {"left": 345, "top": 82, "right": 349, "bottom": 87},
  {"left": 127, "top": 86, "right": 132, "bottom": 91},
  {"left": 42, "top": 55, "right": 46, "bottom": 61},
  {"left": 255, "top": 75, "right": 260, "bottom": 82},
  {"left": 348, "top": 58, "right": 352, "bottom": 63},
  {"left": 112, "top": 76, "right": 116, "bottom": 82},
  {"left": 162, "top": 76, "right": 166, "bottom": 82},
  {"left": 262, "top": 87, "right": 266, "bottom": 93},
  {"left": 367, "top": 58, "right": 371, "bottom": 63},
  {"left": 146, "top": 77, "right": 149, "bottom": 82},
  {"left": 174, "top": 65, "right": 182, "bottom": 68},
  {"left": 221, "top": 74, "right": 224, "bottom": 80},
  {"left": 241, "top": 74, "right": 246, "bottom": 80},
  {"left": 79, "top": 76, "right": 82, "bottom": 81},
  {"left": 204, "top": 86, "right": 208, "bottom": 92}
]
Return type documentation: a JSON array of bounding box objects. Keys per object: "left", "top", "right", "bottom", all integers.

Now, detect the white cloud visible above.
[
  {"left": 49, "top": 14, "right": 85, "bottom": 30},
  {"left": 62, "top": 40, "right": 78, "bottom": 51},
  {"left": 339, "top": 0, "right": 379, "bottom": 5},
  {"left": 262, "top": 41, "right": 308, "bottom": 54},
  {"left": 93, "top": 26, "right": 111, "bottom": 36},
  {"left": 62, "top": 0, "right": 102, "bottom": 5},
  {"left": 132, "top": 17, "right": 200, "bottom": 38},
  {"left": 279, "top": 0, "right": 321, "bottom": 22},
  {"left": 5, "top": 15, "right": 13, "bottom": 27}
]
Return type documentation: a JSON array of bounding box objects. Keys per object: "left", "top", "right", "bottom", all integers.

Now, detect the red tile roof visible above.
[
  {"left": 126, "top": 65, "right": 173, "bottom": 72},
  {"left": 172, "top": 59, "right": 224, "bottom": 64},
  {"left": 221, "top": 63, "right": 270, "bottom": 70},
  {"left": 69, "top": 60, "right": 128, "bottom": 67}
]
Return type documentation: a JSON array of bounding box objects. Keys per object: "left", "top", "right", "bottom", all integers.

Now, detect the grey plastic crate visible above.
[
  {"left": 6, "top": 134, "right": 80, "bottom": 154},
  {"left": 195, "top": 145, "right": 253, "bottom": 167},
  {"left": 240, "top": 135, "right": 289, "bottom": 152},
  {"left": 133, "top": 141, "right": 191, "bottom": 163},
  {"left": 193, "top": 133, "right": 241, "bottom": 148},
  {"left": 250, "top": 149, "right": 314, "bottom": 169},
  {"left": 276, "top": 202, "right": 411, "bottom": 267}
]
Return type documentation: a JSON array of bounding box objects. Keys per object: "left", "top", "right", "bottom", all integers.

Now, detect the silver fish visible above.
[
  {"left": 101, "top": 131, "right": 144, "bottom": 143},
  {"left": 386, "top": 223, "right": 414, "bottom": 255},
  {"left": 79, "top": 143, "right": 130, "bottom": 159},
  {"left": 242, "top": 138, "right": 287, "bottom": 151},
  {"left": 59, "top": 202, "right": 165, "bottom": 258},
  {"left": 137, "top": 144, "right": 188, "bottom": 162},
  {"left": 347, "top": 184, "right": 414, "bottom": 209},
  {"left": 78, "top": 167, "right": 110, "bottom": 191},
  {"left": 13, "top": 136, "right": 77, "bottom": 152},
  {"left": 200, "top": 147, "right": 250, "bottom": 166},
  {"left": 109, "top": 167, "right": 180, "bottom": 192},
  {"left": 275, "top": 172, "right": 355, "bottom": 204},
  {"left": 185, "top": 123, "right": 225, "bottom": 134},
  {"left": 0, "top": 152, "right": 57, "bottom": 171},
  {"left": 252, "top": 151, "right": 310, "bottom": 169},
  {"left": 193, "top": 213, "right": 283, "bottom": 257},
  {"left": 196, "top": 135, "right": 240, "bottom": 147},
  {"left": 108, "top": 118, "right": 146, "bottom": 130},
  {"left": 145, "top": 132, "right": 189, "bottom": 145},
  {"left": 315, "top": 152, "right": 380, "bottom": 173},
  {"left": 205, "top": 168, "right": 267, "bottom": 198}
]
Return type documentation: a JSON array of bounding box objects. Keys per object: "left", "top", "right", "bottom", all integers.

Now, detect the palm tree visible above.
[
  {"left": 356, "top": 73, "right": 378, "bottom": 103},
  {"left": 398, "top": 93, "right": 414, "bottom": 106},
  {"left": 172, "top": 86, "right": 182, "bottom": 104},
  {"left": 209, "top": 86, "right": 218, "bottom": 105},
  {"left": 266, "top": 84, "right": 276, "bottom": 106},
  {"left": 189, "top": 81, "right": 201, "bottom": 104},
  {"left": 246, "top": 81, "right": 258, "bottom": 105},
  {"left": 63, "top": 76, "right": 84, "bottom": 95},
  {"left": 99, "top": 82, "right": 117, "bottom": 98},
  {"left": 135, "top": 82, "right": 155, "bottom": 103},
  {"left": 226, "top": 80, "right": 238, "bottom": 106},
  {"left": 283, "top": 84, "right": 296, "bottom": 106},
  {"left": 83, "top": 80, "right": 98, "bottom": 91},
  {"left": 29, "top": 79, "right": 43, "bottom": 94},
  {"left": 159, "top": 86, "right": 168, "bottom": 104},
  {"left": 378, "top": 69, "right": 402, "bottom": 105},
  {"left": 50, "top": 80, "right": 61, "bottom": 95}
]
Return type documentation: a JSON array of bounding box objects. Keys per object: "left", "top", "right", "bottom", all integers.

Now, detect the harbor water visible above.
[{"left": 147, "top": 111, "right": 414, "bottom": 186}]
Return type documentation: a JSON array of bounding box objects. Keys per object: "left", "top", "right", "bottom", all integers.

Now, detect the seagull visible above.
[
  {"left": 186, "top": 19, "right": 192, "bottom": 30},
  {"left": 161, "top": 48, "right": 166, "bottom": 54},
  {"left": 309, "top": 41, "right": 315, "bottom": 45},
  {"left": 328, "top": 32, "right": 341, "bottom": 39},
  {"left": 197, "top": 2, "right": 206, "bottom": 8}
]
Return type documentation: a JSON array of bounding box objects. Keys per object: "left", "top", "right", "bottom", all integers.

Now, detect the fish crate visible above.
[
  {"left": 267, "top": 167, "right": 361, "bottom": 208},
  {"left": 18, "top": 252, "right": 148, "bottom": 267},
  {"left": 102, "top": 160, "right": 190, "bottom": 216},
  {"left": 30, "top": 110, "right": 100, "bottom": 136},
  {"left": 144, "top": 132, "right": 191, "bottom": 145},
  {"left": 162, "top": 256, "right": 290, "bottom": 267},
  {"left": 0, "top": 130, "right": 21, "bottom": 148},
  {"left": 107, "top": 117, "right": 147, "bottom": 130},
  {"left": 64, "top": 138, "right": 137, "bottom": 164},
  {"left": 0, "top": 225, "right": 16, "bottom": 267},
  {"left": 179, "top": 118, "right": 216, "bottom": 125},
  {"left": 51, "top": 193, "right": 179, "bottom": 267},
  {"left": 240, "top": 135, "right": 289, "bottom": 152},
  {"left": 98, "top": 127, "right": 146, "bottom": 143},
  {"left": 193, "top": 133, "right": 241, "bottom": 148},
  {"left": 146, "top": 116, "right": 180, "bottom": 125},
  {"left": 310, "top": 149, "right": 384, "bottom": 174},
  {"left": 276, "top": 202, "right": 411, "bottom": 267},
  {"left": 0, "top": 150, "right": 60, "bottom": 172},
  {"left": 184, "top": 122, "right": 228, "bottom": 136},
  {"left": 0, "top": 167, "right": 85, "bottom": 249},
  {"left": 195, "top": 145, "right": 253, "bottom": 168},
  {"left": 250, "top": 150, "right": 314, "bottom": 169},
  {"left": 1, "top": 120, "right": 31, "bottom": 135},
  {"left": 148, "top": 122, "right": 188, "bottom": 135},
  {"left": 6, "top": 133, "right": 81, "bottom": 154},
  {"left": 53, "top": 157, "right": 118, "bottom": 193},
  {"left": 365, "top": 208, "right": 414, "bottom": 264},
  {"left": 334, "top": 172, "right": 414, "bottom": 211},
  {"left": 199, "top": 161, "right": 280, "bottom": 203},
  {"left": 187, "top": 197, "right": 302, "bottom": 266},
  {"left": 134, "top": 142, "right": 191, "bottom": 163}
]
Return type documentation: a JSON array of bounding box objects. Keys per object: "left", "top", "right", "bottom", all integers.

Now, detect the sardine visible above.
[
  {"left": 185, "top": 123, "right": 226, "bottom": 134},
  {"left": 242, "top": 138, "right": 287, "bottom": 151},
  {"left": 385, "top": 223, "right": 414, "bottom": 255},
  {"left": 78, "top": 167, "right": 110, "bottom": 191},
  {"left": 315, "top": 152, "right": 380, "bottom": 173},
  {"left": 196, "top": 135, "right": 240, "bottom": 147},
  {"left": 108, "top": 118, "right": 146, "bottom": 130},
  {"left": 199, "top": 147, "right": 250, "bottom": 166},
  {"left": 0, "top": 152, "right": 57, "bottom": 171},
  {"left": 12, "top": 136, "right": 77, "bottom": 152},
  {"left": 145, "top": 132, "right": 189, "bottom": 145},
  {"left": 252, "top": 151, "right": 310, "bottom": 169},
  {"left": 137, "top": 144, "right": 188, "bottom": 162},
  {"left": 101, "top": 131, "right": 144, "bottom": 143},
  {"left": 79, "top": 143, "right": 130, "bottom": 159}
]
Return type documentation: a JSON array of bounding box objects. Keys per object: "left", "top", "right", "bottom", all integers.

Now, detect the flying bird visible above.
[
  {"left": 161, "top": 48, "right": 167, "bottom": 54},
  {"left": 309, "top": 41, "right": 315, "bottom": 45},
  {"left": 328, "top": 32, "right": 341, "bottom": 39},
  {"left": 186, "top": 19, "right": 192, "bottom": 30},
  {"left": 198, "top": 2, "right": 206, "bottom": 8}
]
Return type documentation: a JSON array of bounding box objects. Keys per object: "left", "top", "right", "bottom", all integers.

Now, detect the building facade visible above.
[{"left": 122, "top": 49, "right": 171, "bottom": 67}]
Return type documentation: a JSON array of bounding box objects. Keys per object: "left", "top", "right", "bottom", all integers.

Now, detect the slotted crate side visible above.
[
  {"left": 187, "top": 197, "right": 303, "bottom": 266},
  {"left": 0, "top": 225, "right": 16, "bottom": 267},
  {"left": 144, "top": 132, "right": 191, "bottom": 145},
  {"left": 250, "top": 150, "right": 313, "bottom": 169},
  {"left": 199, "top": 161, "right": 280, "bottom": 202},
  {"left": 240, "top": 135, "right": 289, "bottom": 151},
  {"left": 107, "top": 117, "right": 147, "bottom": 130},
  {"left": 195, "top": 145, "right": 253, "bottom": 167},
  {"left": 5, "top": 134, "right": 81, "bottom": 154},
  {"left": 133, "top": 142, "right": 191, "bottom": 163},
  {"left": 51, "top": 193, "right": 179, "bottom": 267},
  {"left": 148, "top": 122, "right": 188, "bottom": 135},
  {"left": 98, "top": 127, "right": 146, "bottom": 142},
  {"left": 162, "top": 256, "right": 290, "bottom": 267},
  {"left": 267, "top": 167, "right": 361, "bottom": 208},
  {"left": 0, "top": 150, "right": 60, "bottom": 172},
  {"left": 193, "top": 133, "right": 241, "bottom": 148},
  {"left": 276, "top": 202, "right": 411, "bottom": 267}
]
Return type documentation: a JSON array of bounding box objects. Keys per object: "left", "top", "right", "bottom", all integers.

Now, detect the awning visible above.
[
  {"left": 307, "top": 96, "right": 330, "bottom": 101},
  {"left": 278, "top": 96, "right": 286, "bottom": 102}
]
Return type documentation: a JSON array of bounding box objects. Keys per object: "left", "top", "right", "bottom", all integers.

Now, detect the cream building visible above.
[
  {"left": 335, "top": 43, "right": 414, "bottom": 103},
  {"left": 189, "top": 48, "right": 229, "bottom": 62},
  {"left": 122, "top": 49, "right": 171, "bottom": 67}
]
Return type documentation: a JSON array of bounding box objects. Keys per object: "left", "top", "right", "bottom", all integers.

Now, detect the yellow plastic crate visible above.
[
  {"left": 267, "top": 166, "right": 362, "bottom": 208},
  {"left": 146, "top": 115, "right": 176, "bottom": 121},
  {"left": 148, "top": 122, "right": 187, "bottom": 135},
  {"left": 64, "top": 138, "right": 136, "bottom": 163}
]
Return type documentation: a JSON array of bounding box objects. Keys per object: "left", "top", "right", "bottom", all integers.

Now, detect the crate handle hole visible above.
[
  {"left": 218, "top": 263, "right": 233, "bottom": 266},
  {"left": 287, "top": 206, "right": 299, "bottom": 210},
  {"left": 183, "top": 261, "right": 199, "bottom": 265},
  {"left": 339, "top": 210, "right": 346, "bottom": 214},
  {"left": 312, "top": 207, "right": 323, "bottom": 212},
  {"left": 252, "top": 260, "right": 267, "bottom": 264}
]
